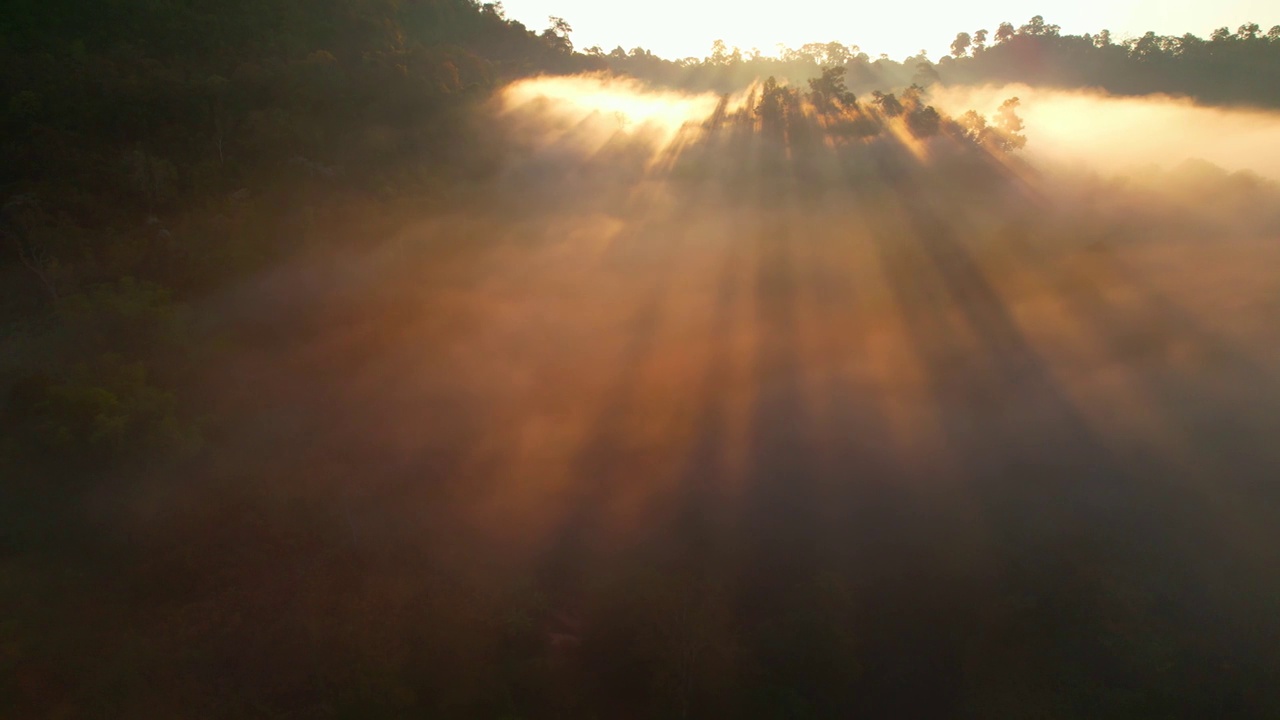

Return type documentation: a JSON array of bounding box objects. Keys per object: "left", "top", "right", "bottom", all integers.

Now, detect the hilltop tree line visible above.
[
  {"left": 940, "top": 16, "right": 1280, "bottom": 105},
  {"left": 594, "top": 15, "right": 1280, "bottom": 107}
]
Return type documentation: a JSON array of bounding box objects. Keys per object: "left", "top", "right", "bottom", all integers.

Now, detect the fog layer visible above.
[
  {"left": 933, "top": 83, "right": 1280, "bottom": 180},
  {"left": 105, "top": 75, "right": 1280, "bottom": 715}
]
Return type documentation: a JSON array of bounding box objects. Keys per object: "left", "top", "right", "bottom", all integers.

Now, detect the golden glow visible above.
[
  {"left": 931, "top": 84, "right": 1280, "bottom": 181},
  {"left": 502, "top": 74, "right": 721, "bottom": 142}
]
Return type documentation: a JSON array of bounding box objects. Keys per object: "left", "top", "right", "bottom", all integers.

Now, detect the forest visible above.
[{"left": 4, "top": 1, "right": 1280, "bottom": 717}]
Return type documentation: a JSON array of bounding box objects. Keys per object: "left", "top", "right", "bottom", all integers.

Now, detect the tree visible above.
[
  {"left": 550, "top": 16, "right": 573, "bottom": 40},
  {"left": 996, "top": 23, "right": 1016, "bottom": 44},
  {"left": 973, "top": 29, "right": 989, "bottom": 53},
  {"left": 1130, "top": 31, "right": 1161, "bottom": 60},
  {"left": 807, "top": 66, "right": 855, "bottom": 113},
  {"left": 994, "top": 97, "right": 1027, "bottom": 150},
  {"left": 1238, "top": 23, "right": 1261, "bottom": 41},
  {"left": 959, "top": 110, "right": 987, "bottom": 142},
  {"left": 870, "top": 91, "right": 903, "bottom": 117},
  {"left": 824, "top": 42, "right": 850, "bottom": 66},
  {"left": 912, "top": 59, "right": 940, "bottom": 87},
  {"left": 1095, "top": 29, "right": 1112, "bottom": 47},
  {"left": 951, "top": 32, "right": 972, "bottom": 58},
  {"left": 709, "top": 39, "right": 728, "bottom": 65},
  {"left": 756, "top": 76, "right": 786, "bottom": 131},
  {"left": 1178, "top": 33, "right": 1204, "bottom": 55},
  {"left": 1018, "top": 15, "right": 1061, "bottom": 37},
  {"left": 543, "top": 16, "right": 573, "bottom": 52},
  {"left": 906, "top": 105, "right": 941, "bottom": 137}
]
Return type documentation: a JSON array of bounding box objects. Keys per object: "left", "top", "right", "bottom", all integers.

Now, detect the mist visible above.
[
  {"left": 107, "top": 71, "right": 1280, "bottom": 715},
  {"left": 8, "top": 11, "right": 1280, "bottom": 709},
  {"left": 932, "top": 83, "right": 1280, "bottom": 180}
]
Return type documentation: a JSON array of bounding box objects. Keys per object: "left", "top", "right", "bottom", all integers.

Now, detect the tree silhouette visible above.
[
  {"left": 756, "top": 76, "right": 788, "bottom": 135},
  {"left": 1019, "top": 15, "right": 1060, "bottom": 37},
  {"left": 973, "top": 29, "right": 988, "bottom": 53},
  {"left": 709, "top": 39, "right": 729, "bottom": 65},
  {"left": 543, "top": 16, "right": 573, "bottom": 52},
  {"left": 994, "top": 97, "right": 1027, "bottom": 150},
  {"left": 1238, "top": 23, "right": 1261, "bottom": 40},
  {"left": 871, "top": 90, "right": 904, "bottom": 117},
  {"left": 807, "top": 66, "right": 856, "bottom": 113}
]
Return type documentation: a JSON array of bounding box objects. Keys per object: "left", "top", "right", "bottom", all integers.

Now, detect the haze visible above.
[{"left": 5, "top": 4, "right": 1280, "bottom": 717}]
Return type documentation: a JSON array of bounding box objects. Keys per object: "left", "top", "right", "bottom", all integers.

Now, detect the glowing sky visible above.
[{"left": 497, "top": 0, "right": 1278, "bottom": 62}]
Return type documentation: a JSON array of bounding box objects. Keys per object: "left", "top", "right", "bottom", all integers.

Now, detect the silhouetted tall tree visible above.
[{"left": 807, "top": 66, "right": 856, "bottom": 113}]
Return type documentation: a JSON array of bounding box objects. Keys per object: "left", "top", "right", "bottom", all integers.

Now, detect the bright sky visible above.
[{"left": 497, "top": 0, "right": 1278, "bottom": 62}]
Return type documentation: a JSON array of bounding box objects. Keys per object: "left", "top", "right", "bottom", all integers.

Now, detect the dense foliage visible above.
[
  {"left": 599, "top": 16, "right": 1280, "bottom": 106},
  {"left": 0, "top": 0, "right": 591, "bottom": 466}
]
